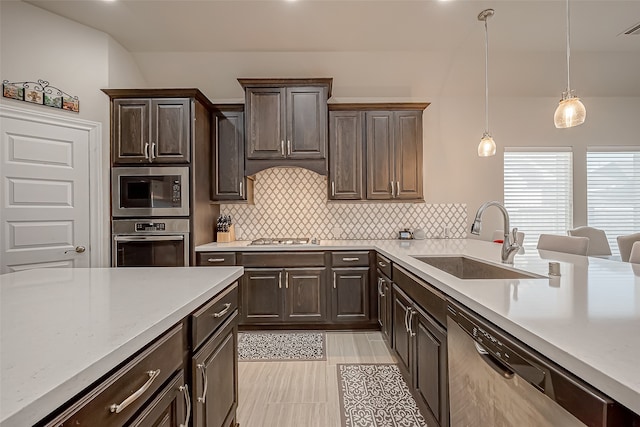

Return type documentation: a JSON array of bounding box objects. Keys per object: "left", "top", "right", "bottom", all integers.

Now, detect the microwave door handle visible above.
[{"left": 114, "top": 236, "right": 185, "bottom": 242}]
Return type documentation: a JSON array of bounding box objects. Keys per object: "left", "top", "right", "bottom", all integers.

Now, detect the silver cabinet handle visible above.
[
  {"left": 65, "top": 245, "right": 86, "bottom": 254},
  {"left": 285, "top": 271, "right": 289, "bottom": 289},
  {"left": 404, "top": 307, "right": 410, "bottom": 333},
  {"left": 333, "top": 271, "right": 337, "bottom": 289},
  {"left": 207, "top": 258, "right": 225, "bottom": 263},
  {"left": 390, "top": 181, "right": 395, "bottom": 198},
  {"left": 342, "top": 257, "right": 360, "bottom": 262},
  {"left": 409, "top": 309, "right": 416, "bottom": 337},
  {"left": 378, "top": 277, "right": 385, "bottom": 297},
  {"left": 212, "top": 303, "right": 231, "bottom": 318},
  {"left": 196, "top": 363, "right": 208, "bottom": 403},
  {"left": 279, "top": 271, "right": 283, "bottom": 289},
  {"left": 331, "top": 181, "right": 335, "bottom": 197},
  {"left": 378, "top": 261, "right": 387, "bottom": 268},
  {"left": 151, "top": 142, "right": 158, "bottom": 160},
  {"left": 281, "top": 140, "right": 285, "bottom": 156},
  {"left": 396, "top": 181, "right": 401, "bottom": 197},
  {"left": 240, "top": 180, "right": 244, "bottom": 198},
  {"left": 287, "top": 140, "right": 291, "bottom": 155},
  {"left": 178, "top": 384, "right": 191, "bottom": 427},
  {"left": 144, "top": 142, "right": 150, "bottom": 160},
  {"left": 110, "top": 369, "right": 160, "bottom": 413}
]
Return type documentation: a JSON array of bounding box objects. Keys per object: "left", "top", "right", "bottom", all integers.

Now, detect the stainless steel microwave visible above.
[{"left": 112, "top": 166, "right": 189, "bottom": 217}]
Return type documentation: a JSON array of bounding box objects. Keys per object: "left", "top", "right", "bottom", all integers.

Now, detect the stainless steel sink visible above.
[{"left": 412, "top": 256, "right": 544, "bottom": 280}]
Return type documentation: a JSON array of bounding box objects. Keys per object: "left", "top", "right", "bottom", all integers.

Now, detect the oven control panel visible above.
[
  {"left": 172, "top": 179, "right": 181, "bottom": 206},
  {"left": 135, "top": 222, "right": 166, "bottom": 232}
]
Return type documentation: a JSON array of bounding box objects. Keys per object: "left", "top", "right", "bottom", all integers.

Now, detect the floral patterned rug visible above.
[
  {"left": 337, "top": 364, "right": 427, "bottom": 427},
  {"left": 237, "top": 331, "right": 326, "bottom": 361}
]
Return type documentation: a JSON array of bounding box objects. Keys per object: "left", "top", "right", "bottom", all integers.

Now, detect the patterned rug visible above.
[
  {"left": 237, "top": 331, "right": 326, "bottom": 361},
  {"left": 338, "top": 364, "right": 427, "bottom": 427}
]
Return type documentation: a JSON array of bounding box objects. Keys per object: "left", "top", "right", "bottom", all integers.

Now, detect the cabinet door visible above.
[
  {"left": 151, "top": 98, "right": 190, "bottom": 163},
  {"left": 112, "top": 98, "right": 151, "bottom": 164},
  {"left": 193, "top": 314, "right": 238, "bottom": 427},
  {"left": 392, "top": 285, "right": 411, "bottom": 374},
  {"left": 127, "top": 372, "right": 188, "bottom": 427},
  {"left": 331, "top": 267, "right": 370, "bottom": 322},
  {"left": 413, "top": 307, "right": 448, "bottom": 427},
  {"left": 286, "top": 86, "right": 327, "bottom": 160},
  {"left": 241, "top": 268, "right": 283, "bottom": 323},
  {"left": 366, "top": 111, "right": 394, "bottom": 199},
  {"left": 245, "top": 87, "right": 286, "bottom": 159},
  {"left": 284, "top": 267, "right": 327, "bottom": 322},
  {"left": 212, "top": 110, "right": 245, "bottom": 200},
  {"left": 377, "top": 274, "right": 392, "bottom": 344},
  {"left": 394, "top": 111, "right": 423, "bottom": 200},
  {"left": 329, "top": 110, "right": 363, "bottom": 200}
]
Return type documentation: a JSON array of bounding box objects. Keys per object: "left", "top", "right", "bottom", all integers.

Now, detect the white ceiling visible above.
[{"left": 22, "top": 0, "right": 640, "bottom": 97}]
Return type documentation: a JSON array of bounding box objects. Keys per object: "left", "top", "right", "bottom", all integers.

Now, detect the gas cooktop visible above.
[{"left": 249, "top": 238, "right": 318, "bottom": 246}]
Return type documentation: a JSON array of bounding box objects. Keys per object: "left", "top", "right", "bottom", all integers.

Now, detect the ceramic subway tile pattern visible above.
[{"left": 221, "top": 168, "right": 467, "bottom": 240}]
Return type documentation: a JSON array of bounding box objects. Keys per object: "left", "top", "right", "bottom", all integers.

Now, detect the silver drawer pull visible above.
[
  {"left": 110, "top": 369, "right": 160, "bottom": 413},
  {"left": 342, "top": 257, "right": 360, "bottom": 262},
  {"left": 197, "top": 363, "right": 208, "bottom": 403},
  {"left": 212, "top": 303, "right": 231, "bottom": 318},
  {"left": 179, "top": 384, "right": 191, "bottom": 427},
  {"left": 378, "top": 261, "right": 387, "bottom": 268},
  {"left": 207, "top": 258, "right": 226, "bottom": 263}
]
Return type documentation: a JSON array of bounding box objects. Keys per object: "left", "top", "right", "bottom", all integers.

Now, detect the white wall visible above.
[{"left": 0, "top": 1, "right": 148, "bottom": 266}]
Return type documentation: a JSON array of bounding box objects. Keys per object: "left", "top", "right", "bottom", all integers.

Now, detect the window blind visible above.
[
  {"left": 504, "top": 150, "right": 573, "bottom": 250},
  {"left": 587, "top": 150, "right": 640, "bottom": 256}
]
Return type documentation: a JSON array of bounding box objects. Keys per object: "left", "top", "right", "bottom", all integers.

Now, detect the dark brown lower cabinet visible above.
[
  {"left": 392, "top": 284, "right": 449, "bottom": 427},
  {"left": 241, "top": 267, "right": 327, "bottom": 324},
  {"left": 331, "top": 267, "right": 370, "bottom": 322},
  {"left": 192, "top": 312, "right": 238, "bottom": 427},
  {"left": 127, "top": 372, "right": 189, "bottom": 427},
  {"left": 377, "top": 270, "right": 392, "bottom": 345}
]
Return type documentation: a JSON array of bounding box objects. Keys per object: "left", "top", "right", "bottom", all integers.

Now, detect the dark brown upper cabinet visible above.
[
  {"left": 211, "top": 104, "right": 253, "bottom": 202},
  {"left": 328, "top": 110, "right": 364, "bottom": 200},
  {"left": 238, "top": 78, "right": 332, "bottom": 176},
  {"left": 103, "top": 89, "right": 215, "bottom": 166},
  {"left": 328, "top": 103, "right": 428, "bottom": 201}
]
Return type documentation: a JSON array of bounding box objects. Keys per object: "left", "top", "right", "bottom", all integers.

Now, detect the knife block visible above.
[{"left": 217, "top": 224, "right": 235, "bottom": 243}]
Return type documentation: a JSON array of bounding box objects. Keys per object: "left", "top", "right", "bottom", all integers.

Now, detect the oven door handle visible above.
[{"left": 114, "top": 235, "right": 185, "bottom": 242}]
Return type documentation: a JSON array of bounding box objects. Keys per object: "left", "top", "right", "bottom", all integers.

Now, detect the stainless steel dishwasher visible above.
[{"left": 447, "top": 302, "right": 635, "bottom": 427}]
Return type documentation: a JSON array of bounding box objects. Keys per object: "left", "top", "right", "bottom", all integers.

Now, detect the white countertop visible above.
[
  {"left": 0, "top": 266, "right": 244, "bottom": 427},
  {"left": 197, "top": 239, "right": 640, "bottom": 415}
]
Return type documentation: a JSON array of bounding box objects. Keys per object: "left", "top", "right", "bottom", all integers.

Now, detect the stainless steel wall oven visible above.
[{"left": 112, "top": 219, "right": 190, "bottom": 267}]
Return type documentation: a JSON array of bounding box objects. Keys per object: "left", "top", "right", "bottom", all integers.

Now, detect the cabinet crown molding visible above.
[{"left": 237, "top": 78, "right": 333, "bottom": 98}]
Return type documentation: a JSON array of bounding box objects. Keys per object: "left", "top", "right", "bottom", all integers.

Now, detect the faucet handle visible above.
[{"left": 510, "top": 227, "right": 520, "bottom": 246}]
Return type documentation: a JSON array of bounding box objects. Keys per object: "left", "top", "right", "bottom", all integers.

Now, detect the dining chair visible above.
[
  {"left": 629, "top": 241, "right": 640, "bottom": 264},
  {"left": 616, "top": 233, "right": 640, "bottom": 262},
  {"left": 536, "top": 234, "right": 589, "bottom": 256},
  {"left": 567, "top": 226, "right": 612, "bottom": 256}
]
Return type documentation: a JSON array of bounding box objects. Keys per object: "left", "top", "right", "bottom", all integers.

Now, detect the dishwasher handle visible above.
[{"left": 474, "top": 341, "right": 515, "bottom": 380}]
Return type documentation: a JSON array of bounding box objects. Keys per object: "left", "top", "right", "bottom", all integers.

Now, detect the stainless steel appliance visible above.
[
  {"left": 112, "top": 219, "right": 190, "bottom": 267},
  {"left": 249, "top": 238, "right": 318, "bottom": 245},
  {"left": 447, "top": 301, "right": 630, "bottom": 427},
  {"left": 112, "top": 166, "right": 189, "bottom": 217}
]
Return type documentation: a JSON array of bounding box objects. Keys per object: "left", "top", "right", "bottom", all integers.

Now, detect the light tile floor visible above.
[{"left": 237, "top": 331, "right": 397, "bottom": 427}]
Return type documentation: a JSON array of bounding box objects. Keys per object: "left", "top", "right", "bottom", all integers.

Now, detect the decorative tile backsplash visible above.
[{"left": 220, "top": 168, "right": 467, "bottom": 240}]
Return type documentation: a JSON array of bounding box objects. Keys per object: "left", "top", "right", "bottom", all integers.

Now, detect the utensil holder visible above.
[{"left": 217, "top": 224, "right": 235, "bottom": 243}]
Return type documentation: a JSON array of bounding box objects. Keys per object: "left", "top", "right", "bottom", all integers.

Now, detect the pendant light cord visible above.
[
  {"left": 565, "top": 0, "right": 571, "bottom": 93},
  {"left": 484, "top": 17, "right": 489, "bottom": 133}
]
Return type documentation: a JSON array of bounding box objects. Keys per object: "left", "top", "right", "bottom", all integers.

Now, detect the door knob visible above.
[{"left": 65, "top": 246, "right": 86, "bottom": 254}]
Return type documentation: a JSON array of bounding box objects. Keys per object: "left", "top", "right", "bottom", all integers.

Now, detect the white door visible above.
[{"left": 1, "top": 108, "right": 92, "bottom": 273}]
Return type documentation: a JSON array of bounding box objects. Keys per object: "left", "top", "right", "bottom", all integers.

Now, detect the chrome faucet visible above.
[{"left": 470, "top": 201, "right": 521, "bottom": 264}]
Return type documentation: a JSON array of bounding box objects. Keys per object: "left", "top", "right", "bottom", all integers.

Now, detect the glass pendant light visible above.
[
  {"left": 478, "top": 9, "right": 496, "bottom": 157},
  {"left": 554, "top": 0, "right": 586, "bottom": 128}
]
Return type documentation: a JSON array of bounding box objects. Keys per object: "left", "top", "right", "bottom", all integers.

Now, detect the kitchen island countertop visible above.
[
  {"left": 0, "top": 266, "right": 244, "bottom": 427},
  {"left": 197, "top": 238, "right": 640, "bottom": 415}
]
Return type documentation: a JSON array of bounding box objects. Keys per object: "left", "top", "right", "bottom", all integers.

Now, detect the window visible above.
[
  {"left": 587, "top": 149, "right": 640, "bottom": 256},
  {"left": 504, "top": 149, "right": 573, "bottom": 250}
]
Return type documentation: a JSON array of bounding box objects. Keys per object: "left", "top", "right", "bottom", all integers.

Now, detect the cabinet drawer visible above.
[
  {"left": 331, "top": 251, "right": 369, "bottom": 267},
  {"left": 376, "top": 253, "right": 392, "bottom": 278},
  {"left": 197, "top": 252, "right": 237, "bottom": 266},
  {"left": 47, "top": 324, "right": 184, "bottom": 427},
  {"left": 192, "top": 282, "right": 239, "bottom": 350},
  {"left": 393, "top": 265, "right": 447, "bottom": 327},
  {"left": 241, "top": 252, "right": 325, "bottom": 267}
]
